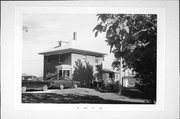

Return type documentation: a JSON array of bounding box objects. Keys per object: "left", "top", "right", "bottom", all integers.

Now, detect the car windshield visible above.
[{"left": 22, "top": 76, "right": 39, "bottom": 81}]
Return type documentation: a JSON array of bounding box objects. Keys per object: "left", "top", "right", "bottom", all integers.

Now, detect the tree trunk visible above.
[
  {"left": 118, "top": 56, "right": 123, "bottom": 95},
  {"left": 118, "top": 83, "right": 123, "bottom": 95}
]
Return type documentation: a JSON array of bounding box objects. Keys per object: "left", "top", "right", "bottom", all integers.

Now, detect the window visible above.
[
  {"left": 82, "top": 55, "right": 86, "bottom": 62},
  {"left": 59, "top": 70, "right": 70, "bottom": 77},
  {"left": 47, "top": 56, "right": 50, "bottom": 64},
  {"left": 59, "top": 70, "right": 62, "bottom": 77},
  {"left": 95, "top": 58, "right": 100, "bottom": 65},
  {"left": 95, "top": 59, "right": 98, "bottom": 63},
  {"left": 63, "top": 70, "right": 70, "bottom": 77},
  {"left": 95, "top": 57, "right": 102, "bottom": 65},
  {"left": 59, "top": 55, "right": 63, "bottom": 64}
]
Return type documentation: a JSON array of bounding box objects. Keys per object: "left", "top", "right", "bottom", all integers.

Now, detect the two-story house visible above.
[{"left": 39, "top": 32, "right": 107, "bottom": 80}]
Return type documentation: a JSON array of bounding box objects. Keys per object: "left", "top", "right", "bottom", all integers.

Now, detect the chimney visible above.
[
  {"left": 73, "top": 32, "right": 77, "bottom": 40},
  {"left": 58, "top": 41, "right": 62, "bottom": 46}
]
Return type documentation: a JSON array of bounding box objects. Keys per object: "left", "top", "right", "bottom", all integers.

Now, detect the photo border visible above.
[{"left": 13, "top": 6, "right": 166, "bottom": 111}]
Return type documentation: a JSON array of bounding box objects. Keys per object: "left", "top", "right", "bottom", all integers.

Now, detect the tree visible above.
[
  {"left": 73, "top": 59, "right": 94, "bottom": 88},
  {"left": 95, "top": 64, "right": 103, "bottom": 80},
  {"left": 93, "top": 14, "right": 157, "bottom": 103}
]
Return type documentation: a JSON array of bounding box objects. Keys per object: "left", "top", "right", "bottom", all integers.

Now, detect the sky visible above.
[{"left": 22, "top": 14, "right": 115, "bottom": 77}]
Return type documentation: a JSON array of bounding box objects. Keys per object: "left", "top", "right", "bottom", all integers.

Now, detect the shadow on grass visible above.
[
  {"left": 121, "top": 88, "right": 147, "bottom": 100},
  {"left": 22, "top": 93, "right": 145, "bottom": 104},
  {"left": 93, "top": 84, "right": 119, "bottom": 93},
  {"left": 95, "top": 86, "right": 147, "bottom": 100}
]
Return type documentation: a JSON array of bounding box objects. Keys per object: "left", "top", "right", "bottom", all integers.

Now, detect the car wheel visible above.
[
  {"left": 59, "top": 84, "right": 64, "bottom": 90},
  {"left": 22, "top": 86, "right": 27, "bottom": 92},
  {"left": 42, "top": 85, "right": 48, "bottom": 91},
  {"left": 73, "top": 84, "right": 78, "bottom": 88}
]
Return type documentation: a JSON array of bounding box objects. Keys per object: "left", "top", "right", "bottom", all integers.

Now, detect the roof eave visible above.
[{"left": 39, "top": 48, "right": 107, "bottom": 57}]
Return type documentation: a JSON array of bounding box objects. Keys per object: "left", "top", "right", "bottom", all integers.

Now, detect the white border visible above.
[{"left": 13, "top": 6, "right": 165, "bottom": 111}]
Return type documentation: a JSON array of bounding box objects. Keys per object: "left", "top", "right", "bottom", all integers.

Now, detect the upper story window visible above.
[
  {"left": 59, "top": 55, "right": 64, "bottom": 64},
  {"left": 47, "top": 56, "right": 50, "bottom": 64},
  {"left": 95, "top": 59, "right": 99, "bottom": 64},
  {"left": 82, "top": 55, "right": 87, "bottom": 62},
  {"left": 95, "top": 57, "right": 103, "bottom": 65}
]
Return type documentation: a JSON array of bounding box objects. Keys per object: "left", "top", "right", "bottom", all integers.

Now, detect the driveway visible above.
[{"left": 22, "top": 88, "right": 146, "bottom": 104}]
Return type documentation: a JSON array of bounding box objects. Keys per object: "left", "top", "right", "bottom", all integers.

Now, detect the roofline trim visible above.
[{"left": 39, "top": 48, "right": 108, "bottom": 56}]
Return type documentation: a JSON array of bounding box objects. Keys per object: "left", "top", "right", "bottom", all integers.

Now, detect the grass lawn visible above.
[{"left": 22, "top": 87, "right": 148, "bottom": 104}]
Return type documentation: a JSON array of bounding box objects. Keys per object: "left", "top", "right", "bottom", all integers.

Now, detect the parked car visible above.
[
  {"left": 48, "top": 76, "right": 80, "bottom": 89},
  {"left": 22, "top": 75, "right": 50, "bottom": 92}
]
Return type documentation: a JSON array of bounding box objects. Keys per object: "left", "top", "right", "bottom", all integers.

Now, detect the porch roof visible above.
[
  {"left": 102, "top": 68, "right": 118, "bottom": 73},
  {"left": 55, "top": 64, "right": 72, "bottom": 69}
]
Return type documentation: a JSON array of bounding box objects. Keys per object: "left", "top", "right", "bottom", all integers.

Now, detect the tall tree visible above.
[{"left": 93, "top": 14, "right": 157, "bottom": 103}]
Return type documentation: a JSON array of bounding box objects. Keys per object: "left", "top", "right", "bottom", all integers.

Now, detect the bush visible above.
[{"left": 73, "top": 59, "right": 94, "bottom": 88}]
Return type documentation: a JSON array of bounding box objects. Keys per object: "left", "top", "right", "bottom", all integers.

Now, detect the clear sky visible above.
[{"left": 22, "top": 14, "right": 115, "bottom": 77}]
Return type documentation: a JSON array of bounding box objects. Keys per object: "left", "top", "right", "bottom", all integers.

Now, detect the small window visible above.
[
  {"left": 63, "top": 70, "right": 70, "bottom": 77},
  {"left": 67, "top": 70, "right": 70, "bottom": 76},
  {"left": 59, "top": 55, "right": 64, "bottom": 64},
  {"left": 47, "top": 56, "right": 50, "bottom": 64},
  {"left": 59, "top": 55, "right": 61, "bottom": 63},
  {"left": 95, "top": 57, "right": 103, "bottom": 65},
  {"left": 59, "top": 70, "right": 62, "bottom": 77},
  {"left": 82, "top": 56, "right": 86, "bottom": 61},
  {"left": 95, "top": 59, "right": 98, "bottom": 63},
  {"left": 95, "top": 59, "right": 99, "bottom": 65}
]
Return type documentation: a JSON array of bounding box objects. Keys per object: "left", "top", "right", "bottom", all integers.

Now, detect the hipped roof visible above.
[{"left": 39, "top": 40, "right": 107, "bottom": 57}]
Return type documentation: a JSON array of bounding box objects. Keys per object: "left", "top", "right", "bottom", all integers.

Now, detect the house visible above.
[
  {"left": 102, "top": 68, "right": 119, "bottom": 85},
  {"left": 122, "top": 76, "right": 137, "bottom": 87},
  {"left": 39, "top": 32, "right": 107, "bottom": 80},
  {"left": 122, "top": 68, "right": 137, "bottom": 87},
  {"left": 101, "top": 68, "right": 137, "bottom": 88}
]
